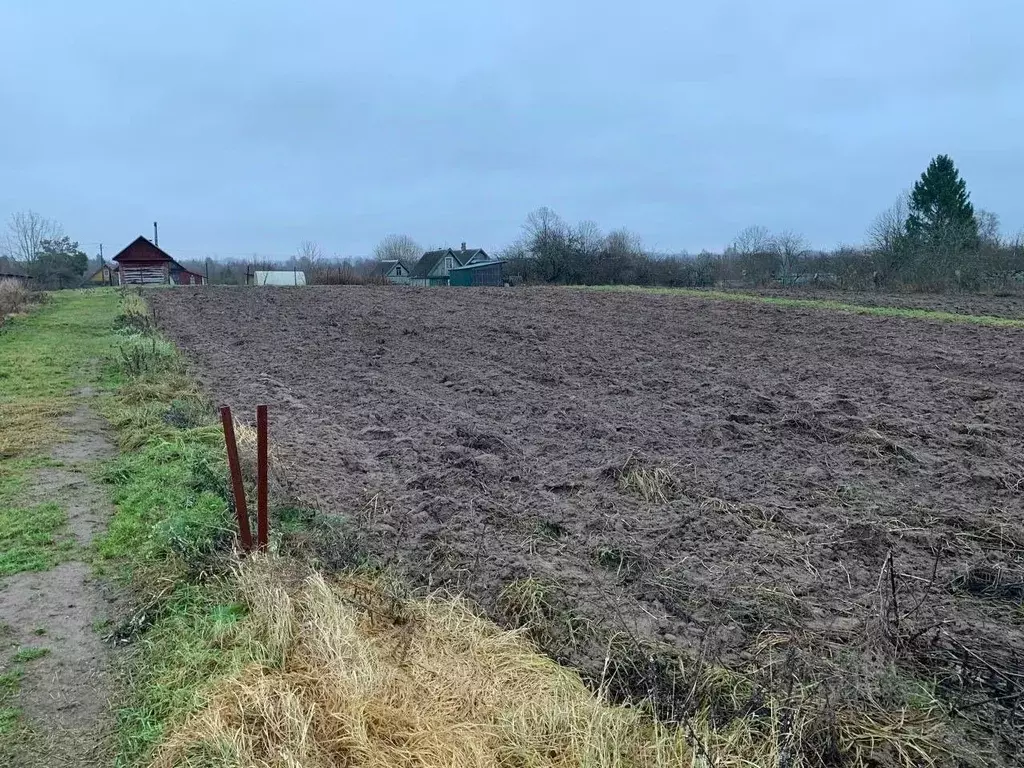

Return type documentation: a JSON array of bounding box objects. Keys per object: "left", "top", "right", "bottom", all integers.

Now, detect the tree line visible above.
[
  {"left": 0, "top": 212, "right": 90, "bottom": 290},
  {"left": 3, "top": 155, "right": 1021, "bottom": 293},
  {"left": 499, "top": 156, "right": 1023, "bottom": 292}
]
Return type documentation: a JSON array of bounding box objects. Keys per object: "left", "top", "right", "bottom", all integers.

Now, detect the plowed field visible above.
[{"left": 152, "top": 285, "right": 1024, "bottom": 747}]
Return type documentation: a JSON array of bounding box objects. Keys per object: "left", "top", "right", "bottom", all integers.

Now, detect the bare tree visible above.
[
  {"left": 976, "top": 209, "right": 1001, "bottom": 247},
  {"left": 297, "top": 240, "right": 324, "bottom": 264},
  {"left": 574, "top": 220, "right": 604, "bottom": 257},
  {"left": 867, "top": 193, "right": 909, "bottom": 255},
  {"left": 373, "top": 234, "right": 421, "bottom": 263},
  {"left": 2, "top": 211, "right": 63, "bottom": 265},
  {"left": 769, "top": 230, "right": 809, "bottom": 275},
  {"left": 523, "top": 207, "right": 567, "bottom": 242},
  {"left": 605, "top": 228, "right": 643, "bottom": 256},
  {"left": 728, "top": 225, "right": 771, "bottom": 255}
]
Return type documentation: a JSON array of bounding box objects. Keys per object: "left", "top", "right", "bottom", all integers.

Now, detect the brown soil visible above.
[
  {"left": 0, "top": 401, "right": 115, "bottom": 766},
  {"left": 152, "top": 286, "right": 1024, "bottom": 756}
]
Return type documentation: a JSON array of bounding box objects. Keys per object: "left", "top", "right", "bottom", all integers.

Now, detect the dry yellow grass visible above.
[
  {"left": 616, "top": 457, "right": 681, "bottom": 504},
  {"left": 0, "top": 398, "right": 72, "bottom": 458},
  {"left": 149, "top": 556, "right": 951, "bottom": 768}
]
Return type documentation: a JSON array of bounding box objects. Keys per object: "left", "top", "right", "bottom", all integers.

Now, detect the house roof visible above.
[
  {"left": 410, "top": 249, "right": 459, "bottom": 278},
  {"left": 449, "top": 260, "right": 504, "bottom": 271},
  {"left": 374, "top": 259, "right": 410, "bottom": 277},
  {"left": 0, "top": 257, "right": 29, "bottom": 279},
  {"left": 112, "top": 236, "right": 177, "bottom": 264},
  {"left": 458, "top": 248, "right": 488, "bottom": 263},
  {"left": 253, "top": 270, "right": 306, "bottom": 286}
]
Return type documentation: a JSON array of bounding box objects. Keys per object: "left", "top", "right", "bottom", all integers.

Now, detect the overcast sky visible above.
[{"left": 1, "top": 1, "right": 1021, "bottom": 259}]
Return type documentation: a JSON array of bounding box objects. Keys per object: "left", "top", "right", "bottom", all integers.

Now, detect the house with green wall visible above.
[{"left": 409, "top": 244, "right": 492, "bottom": 286}]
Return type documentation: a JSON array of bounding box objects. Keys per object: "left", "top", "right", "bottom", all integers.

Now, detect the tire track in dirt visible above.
[{"left": 0, "top": 396, "right": 115, "bottom": 766}]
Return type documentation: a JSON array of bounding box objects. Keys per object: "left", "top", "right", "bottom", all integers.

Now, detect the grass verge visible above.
[
  {"left": 0, "top": 291, "right": 122, "bottom": 577},
  {"left": 78, "top": 292, "right": 238, "bottom": 764},
  {"left": 586, "top": 285, "right": 1024, "bottom": 327}
]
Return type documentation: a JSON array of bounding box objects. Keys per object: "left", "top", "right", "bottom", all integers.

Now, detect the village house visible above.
[
  {"left": 112, "top": 236, "right": 206, "bottom": 285},
  {"left": 82, "top": 261, "right": 117, "bottom": 287},
  {"left": 408, "top": 243, "right": 501, "bottom": 286},
  {"left": 376, "top": 259, "right": 412, "bottom": 284}
]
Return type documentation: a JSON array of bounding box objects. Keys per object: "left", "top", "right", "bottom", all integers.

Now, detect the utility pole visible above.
[{"left": 153, "top": 221, "right": 159, "bottom": 247}]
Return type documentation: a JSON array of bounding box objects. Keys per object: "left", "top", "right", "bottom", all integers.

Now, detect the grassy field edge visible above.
[{"left": 585, "top": 285, "right": 1024, "bottom": 326}]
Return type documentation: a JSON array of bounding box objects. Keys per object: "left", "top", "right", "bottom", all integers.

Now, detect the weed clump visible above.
[
  {"left": 0, "top": 279, "right": 36, "bottom": 322},
  {"left": 615, "top": 456, "right": 682, "bottom": 503}
]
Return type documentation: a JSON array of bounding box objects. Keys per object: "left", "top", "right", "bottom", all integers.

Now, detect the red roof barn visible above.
[{"left": 112, "top": 236, "right": 206, "bottom": 286}]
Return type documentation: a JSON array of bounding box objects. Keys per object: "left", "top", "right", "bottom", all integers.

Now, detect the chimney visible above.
[{"left": 461, "top": 242, "right": 467, "bottom": 252}]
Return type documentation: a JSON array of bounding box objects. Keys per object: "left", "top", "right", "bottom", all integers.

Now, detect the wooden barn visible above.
[
  {"left": 0, "top": 258, "right": 31, "bottom": 286},
  {"left": 112, "top": 236, "right": 206, "bottom": 286}
]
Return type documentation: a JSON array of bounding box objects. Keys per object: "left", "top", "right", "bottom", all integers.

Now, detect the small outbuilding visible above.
[
  {"left": 112, "top": 237, "right": 206, "bottom": 285},
  {"left": 449, "top": 261, "right": 505, "bottom": 287}
]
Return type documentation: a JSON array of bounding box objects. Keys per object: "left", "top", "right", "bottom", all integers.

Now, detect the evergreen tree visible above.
[
  {"left": 905, "top": 154, "right": 978, "bottom": 250},
  {"left": 29, "top": 236, "right": 88, "bottom": 289}
]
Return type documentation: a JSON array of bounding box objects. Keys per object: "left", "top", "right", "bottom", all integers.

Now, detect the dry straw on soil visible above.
[{"left": 150, "top": 556, "right": 949, "bottom": 768}]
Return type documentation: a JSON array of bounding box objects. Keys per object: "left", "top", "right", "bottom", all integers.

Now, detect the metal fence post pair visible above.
[{"left": 219, "top": 404, "right": 269, "bottom": 552}]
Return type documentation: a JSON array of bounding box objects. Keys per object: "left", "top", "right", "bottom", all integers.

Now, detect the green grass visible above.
[
  {"left": 0, "top": 291, "right": 121, "bottom": 578},
  {"left": 0, "top": 502, "right": 72, "bottom": 576},
  {"left": 11, "top": 647, "right": 50, "bottom": 663},
  {"left": 0, "top": 292, "right": 126, "bottom": 741},
  {"left": 114, "top": 583, "right": 255, "bottom": 766},
  {"left": 586, "top": 285, "right": 1024, "bottom": 327},
  {"left": 98, "top": 435, "right": 230, "bottom": 563},
  {"left": 0, "top": 668, "right": 22, "bottom": 735},
  {"left": 0, "top": 290, "right": 122, "bottom": 402},
  {"left": 59, "top": 292, "right": 244, "bottom": 765},
  {"left": 0, "top": 288, "right": 244, "bottom": 765},
  {"left": 0, "top": 458, "right": 61, "bottom": 506},
  {"left": 0, "top": 288, "right": 239, "bottom": 763}
]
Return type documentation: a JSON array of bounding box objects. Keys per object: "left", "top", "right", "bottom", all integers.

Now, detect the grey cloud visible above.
[{"left": 0, "top": 0, "right": 1021, "bottom": 257}]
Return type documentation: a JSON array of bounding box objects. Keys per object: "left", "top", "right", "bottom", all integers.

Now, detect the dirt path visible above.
[{"left": 0, "top": 397, "right": 116, "bottom": 765}]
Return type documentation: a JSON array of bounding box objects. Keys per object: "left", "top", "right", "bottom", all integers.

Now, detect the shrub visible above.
[
  {"left": 0, "top": 279, "right": 32, "bottom": 320},
  {"left": 308, "top": 266, "right": 389, "bottom": 286}
]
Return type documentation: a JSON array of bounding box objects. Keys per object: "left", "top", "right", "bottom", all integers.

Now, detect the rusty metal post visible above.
[
  {"left": 256, "top": 404, "right": 269, "bottom": 550},
  {"left": 220, "top": 405, "right": 253, "bottom": 552}
]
